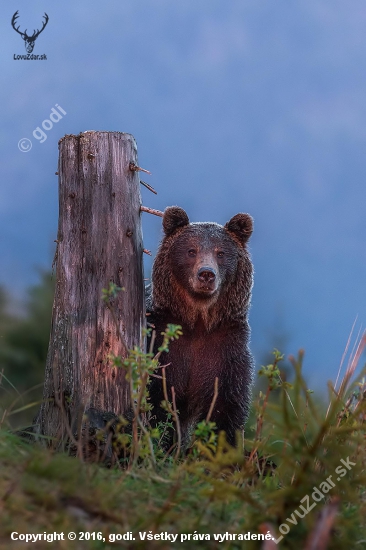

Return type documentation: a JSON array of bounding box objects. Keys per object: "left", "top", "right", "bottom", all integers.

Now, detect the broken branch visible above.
[{"left": 141, "top": 206, "right": 163, "bottom": 217}]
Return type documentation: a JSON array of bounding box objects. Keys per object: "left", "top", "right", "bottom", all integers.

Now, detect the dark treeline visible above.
[{"left": 0, "top": 271, "right": 54, "bottom": 427}]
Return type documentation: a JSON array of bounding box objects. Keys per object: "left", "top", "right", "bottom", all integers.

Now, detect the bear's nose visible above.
[{"left": 197, "top": 267, "right": 216, "bottom": 283}]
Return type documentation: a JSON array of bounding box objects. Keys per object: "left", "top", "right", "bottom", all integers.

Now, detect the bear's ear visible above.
[
  {"left": 163, "top": 206, "right": 190, "bottom": 236},
  {"left": 225, "top": 213, "right": 253, "bottom": 245}
]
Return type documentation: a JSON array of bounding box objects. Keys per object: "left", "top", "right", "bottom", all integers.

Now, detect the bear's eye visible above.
[
  {"left": 217, "top": 251, "right": 225, "bottom": 258},
  {"left": 188, "top": 249, "right": 197, "bottom": 257}
]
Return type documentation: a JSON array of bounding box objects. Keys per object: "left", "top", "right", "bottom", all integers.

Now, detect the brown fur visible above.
[{"left": 147, "top": 206, "right": 254, "bottom": 447}]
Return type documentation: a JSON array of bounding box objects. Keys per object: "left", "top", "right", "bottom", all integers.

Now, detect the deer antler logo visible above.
[{"left": 11, "top": 11, "right": 49, "bottom": 53}]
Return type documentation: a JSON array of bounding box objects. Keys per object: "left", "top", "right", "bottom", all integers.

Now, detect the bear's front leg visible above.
[
  {"left": 208, "top": 396, "right": 246, "bottom": 447},
  {"left": 206, "top": 360, "right": 253, "bottom": 447}
]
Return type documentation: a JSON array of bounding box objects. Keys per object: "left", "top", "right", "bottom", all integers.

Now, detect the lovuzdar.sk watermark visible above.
[
  {"left": 14, "top": 53, "right": 47, "bottom": 61},
  {"left": 11, "top": 10, "right": 48, "bottom": 60},
  {"left": 273, "top": 455, "right": 356, "bottom": 544}
]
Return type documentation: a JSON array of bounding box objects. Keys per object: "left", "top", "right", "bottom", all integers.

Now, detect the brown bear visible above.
[{"left": 146, "top": 206, "right": 254, "bottom": 448}]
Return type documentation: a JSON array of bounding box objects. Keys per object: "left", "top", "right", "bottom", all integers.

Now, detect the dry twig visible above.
[
  {"left": 140, "top": 205, "right": 163, "bottom": 217},
  {"left": 206, "top": 377, "right": 219, "bottom": 422},
  {"left": 140, "top": 180, "right": 157, "bottom": 194}
]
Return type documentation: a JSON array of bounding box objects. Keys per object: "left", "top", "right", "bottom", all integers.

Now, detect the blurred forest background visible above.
[{"left": 0, "top": 273, "right": 54, "bottom": 427}]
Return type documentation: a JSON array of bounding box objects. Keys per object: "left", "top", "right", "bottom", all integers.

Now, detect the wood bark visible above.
[{"left": 36, "top": 131, "right": 144, "bottom": 442}]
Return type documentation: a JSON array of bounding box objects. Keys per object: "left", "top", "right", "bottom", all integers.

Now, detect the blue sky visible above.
[{"left": 1, "top": 0, "right": 366, "bottom": 388}]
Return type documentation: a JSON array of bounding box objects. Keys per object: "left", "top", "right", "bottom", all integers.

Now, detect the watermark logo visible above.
[
  {"left": 18, "top": 138, "right": 32, "bottom": 153},
  {"left": 12, "top": 11, "right": 48, "bottom": 60},
  {"left": 17, "top": 104, "right": 67, "bottom": 152}
]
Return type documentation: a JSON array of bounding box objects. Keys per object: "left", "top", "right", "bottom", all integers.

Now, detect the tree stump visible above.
[{"left": 35, "top": 131, "right": 145, "bottom": 445}]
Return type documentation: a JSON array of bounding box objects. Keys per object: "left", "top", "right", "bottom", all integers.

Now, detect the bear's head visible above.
[{"left": 151, "top": 206, "right": 254, "bottom": 329}]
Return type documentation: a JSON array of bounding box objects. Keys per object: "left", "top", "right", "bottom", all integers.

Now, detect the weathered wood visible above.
[{"left": 36, "top": 131, "right": 145, "bottom": 442}]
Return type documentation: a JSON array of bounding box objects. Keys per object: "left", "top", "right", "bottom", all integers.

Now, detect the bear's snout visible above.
[
  {"left": 193, "top": 263, "right": 219, "bottom": 296},
  {"left": 197, "top": 267, "right": 216, "bottom": 283}
]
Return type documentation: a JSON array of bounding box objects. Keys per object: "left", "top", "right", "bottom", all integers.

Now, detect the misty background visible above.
[{"left": 1, "top": 0, "right": 366, "bottom": 394}]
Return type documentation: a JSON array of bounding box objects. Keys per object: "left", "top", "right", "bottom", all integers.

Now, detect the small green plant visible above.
[
  {"left": 191, "top": 420, "right": 218, "bottom": 457},
  {"left": 101, "top": 281, "right": 125, "bottom": 301},
  {"left": 258, "top": 348, "right": 287, "bottom": 389},
  {"left": 103, "top": 283, "right": 184, "bottom": 466}
]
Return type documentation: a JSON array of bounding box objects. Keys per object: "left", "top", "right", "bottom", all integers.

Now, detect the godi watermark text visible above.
[{"left": 18, "top": 104, "right": 67, "bottom": 152}]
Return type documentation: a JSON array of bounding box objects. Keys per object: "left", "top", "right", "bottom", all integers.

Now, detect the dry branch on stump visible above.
[{"left": 35, "top": 131, "right": 145, "bottom": 455}]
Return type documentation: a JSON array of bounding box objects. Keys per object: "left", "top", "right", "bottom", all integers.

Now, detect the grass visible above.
[
  {"left": 1, "top": 332, "right": 366, "bottom": 550},
  {"left": 1, "top": 281, "right": 366, "bottom": 548}
]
